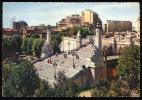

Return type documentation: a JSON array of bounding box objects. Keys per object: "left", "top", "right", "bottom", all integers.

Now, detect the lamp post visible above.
[
  {"left": 72, "top": 51, "right": 75, "bottom": 68},
  {"left": 81, "top": 66, "right": 84, "bottom": 88},
  {"left": 68, "top": 41, "right": 70, "bottom": 54},
  {"left": 104, "top": 46, "right": 107, "bottom": 80},
  {"left": 81, "top": 65, "right": 85, "bottom": 88},
  {"left": 53, "top": 61, "right": 57, "bottom": 79},
  {"left": 119, "top": 29, "right": 121, "bottom": 41},
  {"left": 130, "top": 32, "right": 133, "bottom": 45}
]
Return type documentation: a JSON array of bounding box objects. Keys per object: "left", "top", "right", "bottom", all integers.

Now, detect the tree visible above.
[
  {"left": 21, "top": 38, "right": 29, "bottom": 53},
  {"left": 2, "top": 37, "right": 18, "bottom": 59},
  {"left": 69, "top": 26, "right": 78, "bottom": 36},
  {"left": 64, "top": 79, "right": 78, "bottom": 97},
  {"left": 91, "top": 80, "right": 111, "bottom": 97},
  {"left": 32, "top": 39, "right": 44, "bottom": 58},
  {"left": 13, "top": 35, "right": 22, "bottom": 53},
  {"left": 26, "top": 38, "right": 34, "bottom": 55},
  {"left": 80, "top": 28, "right": 90, "bottom": 38},
  {"left": 117, "top": 44, "right": 140, "bottom": 89},
  {"left": 51, "top": 33, "right": 62, "bottom": 54},
  {"left": 2, "top": 60, "right": 40, "bottom": 96},
  {"left": 68, "top": 26, "right": 89, "bottom": 38},
  {"left": 53, "top": 71, "right": 78, "bottom": 97},
  {"left": 107, "top": 81, "right": 121, "bottom": 96},
  {"left": 34, "top": 79, "right": 54, "bottom": 97},
  {"left": 2, "top": 63, "right": 14, "bottom": 83},
  {"left": 2, "top": 37, "right": 10, "bottom": 59},
  {"left": 8, "top": 37, "right": 17, "bottom": 54},
  {"left": 31, "top": 34, "right": 40, "bottom": 38},
  {"left": 60, "top": 31, "right": 67, "bottom": 37}
]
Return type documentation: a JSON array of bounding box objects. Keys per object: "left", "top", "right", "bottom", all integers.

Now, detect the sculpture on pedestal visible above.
[{"left": 41, "top": 25, "right": 53, "bottom": 58}]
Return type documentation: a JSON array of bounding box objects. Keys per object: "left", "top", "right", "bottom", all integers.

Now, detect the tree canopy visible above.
[
  {"left": 91, "top": 80, "right": 111, "bottom": 97},
  {"left": 2, "top": 60, "right": 40, "bottom": 96},
  {"left": 117, "top": 44, "right": 140, "bottom": 88},
  {"left": 68, "top": 26, "right": 90, "bottom": 38},
  {"left": 13, "top": 35, "right": 22, "bottom": 52},
  {"left": 32, "top": 39, "right": 44, "bottom": 58},
  {"left": 2, "top": 36, "right": 22, "bottom": 60},
  {"left": 51, "top": 32, "right": 62, "bottom": 54}
]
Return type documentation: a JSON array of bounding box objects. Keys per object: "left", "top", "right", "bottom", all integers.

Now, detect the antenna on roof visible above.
[{"left": 10, "top": 16, "right": 16, "bottom": 28}]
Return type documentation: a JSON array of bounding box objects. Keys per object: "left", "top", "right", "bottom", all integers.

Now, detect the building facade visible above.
[
  {"left": 106, "top": 20, "right": 132, "bottom": 33},
  {"left": 2, "top": 28, "right": 19, "bottom": 37},
  {"left": 57, "top": 14, "right": 81, "bottom": 29},
  {"left": 81, "top": 9, "right": 102, "bottom": 27},
  {"left": 13, "top": 21, "right": 28, "bottom": 32},
  {"left": 22, "top": 27, "right": 47, "bottom": 39},
  {"left": 66, "top": 15, "right": 81, "bottom": 27},
  {"left": 134, "top": 17, "right": 140, "bottom": 34},
  {"left": 60, "top": 31, "right": 81, "bottom": 53}
]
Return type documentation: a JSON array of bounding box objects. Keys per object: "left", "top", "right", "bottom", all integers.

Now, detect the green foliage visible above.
[
  {"left": 53, "top": 78, "right": 78, "bottom": 97},
  {"left": 80, "top": 28, "right": 90, "bottom": 38},
  {"left": 51, "top": 32, "right": 62, "bottom": 53},
  {"left": 2, "top": 61, "right": 78, "bottom": 97},
  {"left": 91, "top": 80, "right": 111, "bottom": 97},
  {"left": 107, "top": 81, "right": 121, "bottom": 96},
  {"left": 26, "top": 38, "right": 34, "bottom": 55},
  {"left": 2, "top": 37, "right": 10, "bottom": 59},
  {"left": 9, "top": 37, "right": 17, "bottom": 53},
  {"left": 21, "top": 37, "right": 29, "bottom": 53},
  {"left": 21, "top": 37, "right": 44, "bottom": 58},
  {"left": 51, "top": 71, "right": 78, "bottom": 97},
  {"left": 34, "top": 79, "right": 54, "bottom": 97},
  {"left": 13, "top": 35, "right": 22, "bottom": 52},
  {"left": 2, "top": 60, "right": 40, "bottom": 96},
  {"left": 64, "top": 79, "right": 78, "bottom": 97},
  {"left": 31, "top": 34, "right": 40, "bottom": 38},
  {"left": 106, "top": 59, "right": 118, "bottom": 68},
  {"left": 2, "top": 63, "right": 14, "bottom": 82},
  {"left": 117, "top": 44, "right": 140, "bottom": 86},
  {"left": 2, "top": 37, "right": 18, "bottom": 59},
  {"left": 32, "top": 39, "right": 44, "bottom": 58},
  {"left": 60, "top": 31, "right": 68, "bottom": 37},
  {"left": 69, "top": 26, "right": 79, "bottom": 36},
  {"left": 68, "top": 26, "right": 90, "bottom": 38}
]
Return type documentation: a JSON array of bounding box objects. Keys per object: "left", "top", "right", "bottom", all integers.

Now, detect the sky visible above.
[{"left": 3, "top": 2, "right": 140, "bottom": 28}]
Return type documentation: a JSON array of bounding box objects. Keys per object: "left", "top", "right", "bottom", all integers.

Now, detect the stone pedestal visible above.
[{"left": 41, "top": 44, "right": 53, "bottom": 58}]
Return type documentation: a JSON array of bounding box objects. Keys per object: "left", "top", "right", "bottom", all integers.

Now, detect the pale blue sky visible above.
[{"left": 3, "top": 2, "right": 140, "bottom": 28}]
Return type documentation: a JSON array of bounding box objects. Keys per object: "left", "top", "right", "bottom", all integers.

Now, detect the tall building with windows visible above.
[
  {"left": 106, "top": 20, "right": 132, "bottom": 33},
  {"left": 13, "top": 21, "right": 28, "bottom": 32},
  {"left": 81, "top": 9, "right": 101, "bottom": 27}
]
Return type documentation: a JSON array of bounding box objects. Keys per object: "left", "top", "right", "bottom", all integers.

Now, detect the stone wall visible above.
[
  {"left": 73, "top": 67, "right": 94, "bottom": 88},
  {"left": 94, "top": 66, "right": 106, "bottom": 83},
  {"left": 72, "top": 66, "right": 107, "bottom": 88}
]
